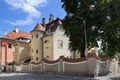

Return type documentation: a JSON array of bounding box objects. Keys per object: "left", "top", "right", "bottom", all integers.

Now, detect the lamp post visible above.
[{"left": 68, "top": 5, "right": 95, "bottom": 58}]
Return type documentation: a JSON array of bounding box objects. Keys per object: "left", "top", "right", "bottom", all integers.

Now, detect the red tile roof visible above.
[
  {"left": 4, "top": 30, "right": 31, "bottom": 40},
  {"left": 33, "top": 23, "right": 45, "bottom": 31}
]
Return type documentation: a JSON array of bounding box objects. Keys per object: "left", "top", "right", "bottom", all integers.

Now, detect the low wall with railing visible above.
[{"left": 14, "top": 53, "right": 118, "bottom": 76}]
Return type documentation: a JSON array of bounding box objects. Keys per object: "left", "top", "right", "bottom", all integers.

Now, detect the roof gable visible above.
[{"left": 45, "top": 18, "right": 62, "bottom": 34}]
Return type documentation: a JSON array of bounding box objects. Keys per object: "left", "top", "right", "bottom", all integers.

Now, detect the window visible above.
[
  {"left": 44, "top": 40, "right": 49, "bottom": 43},
  {"left": 36, "top": 49, "right": 38, "bottom": 53},
  {"left": 8, "top": 44, "right": 12, "bottom": 48},
  {"left": 44, "top": 40, "right": 49, "bottom": 49},
  {"left": 36, "top": 34, "right": 38, "bottom": 38},
  {"left": 48, "top": 28, "right": 51, "bottom": 33},
  {"left": 36, "top": 57, "right": 38, "bottom": 61},
  {"left": 61, "top": 31, "right": 65, "bottom": 36},
  {"left": 57, "top": 40, "right": 63, "bottom": 49},
  {"left": 13, "top": 47, "right": 17, "bottom": 52}
]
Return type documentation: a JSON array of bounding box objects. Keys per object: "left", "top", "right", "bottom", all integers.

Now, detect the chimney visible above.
[
  {"left": 42, "top": 18, "right": 46, "bottom": 27},
  {"left": 15, "top": 26, "right": 19, "bottom": 33},
  {"left": 4, "top": 30, "right": 7, "bottom": 36},
  {"left": 49, "top": 14, "right": 54, "bottom": 22}
]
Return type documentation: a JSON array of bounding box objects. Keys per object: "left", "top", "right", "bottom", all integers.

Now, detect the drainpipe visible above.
[{"left": 4, "top": 45, "right": 7, "bottom": 72}]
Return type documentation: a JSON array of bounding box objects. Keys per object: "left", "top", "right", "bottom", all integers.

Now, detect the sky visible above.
[{"left": 0, "top": 0, "right": 66, "bottom": 36}]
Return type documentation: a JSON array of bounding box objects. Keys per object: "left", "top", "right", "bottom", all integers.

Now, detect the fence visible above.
[{"left": 14, "top": 53, "right": 118, "bottom": 76}]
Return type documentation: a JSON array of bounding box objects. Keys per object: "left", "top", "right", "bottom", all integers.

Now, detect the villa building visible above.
[
  {"left": 0, "top": 27, "right": 31, "bottom": 71},
  {"left": 0, "top": 14, "right": 82, "bottom": 72},
  {"left": 13, "top": 15, "right": 73, "bottom": 64},
  {"left": 30, "top": 14, "right": 72, "bottom": 63}
]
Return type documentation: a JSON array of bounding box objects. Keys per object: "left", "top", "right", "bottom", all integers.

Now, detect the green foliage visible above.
[
  {"left": 98, "top": 50, "right": 107, "bottom": 57},
  {"left": 61, "top": 0, "right": 120, "bottom": 57}
]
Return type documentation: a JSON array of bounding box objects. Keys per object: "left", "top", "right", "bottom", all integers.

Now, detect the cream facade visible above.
[
  {"left": 30, "top": 17, "right": 72, "bottom": 62},
  {"left": 13, "top": 16, "right": 73, "bottom": 64},
  {"left": 42, "top": 25, "right": 71, "bottom": 60},
  {"left": 30, "top": 30, "right": 44, "bottom": 62}
]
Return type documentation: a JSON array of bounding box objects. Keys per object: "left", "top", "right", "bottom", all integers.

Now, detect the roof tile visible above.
[
  {"left": 4, "top": 31, "right": 31, "bottom": 40},
  {"left": 33, "top": 23, "right": 45, "bottom": 31}
]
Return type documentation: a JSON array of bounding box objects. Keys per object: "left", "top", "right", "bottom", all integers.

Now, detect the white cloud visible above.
[
  {"left": 5, "top": 0, "right": 48, "bottom": 25},
  {"left": 11, "top": 18, "right": 33, "bottom": 26}
]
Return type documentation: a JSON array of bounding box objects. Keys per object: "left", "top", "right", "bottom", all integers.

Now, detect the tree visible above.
[
  {"left": 100, "top": 0, "right": 120, "bottom": 58},
  {"left": 61, "top": 0, "right": 120, "bottom": 58}
]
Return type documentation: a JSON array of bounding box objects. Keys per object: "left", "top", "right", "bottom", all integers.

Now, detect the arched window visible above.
[
  {"left": 36, "top": 34, "right": 38, "bottom": 38},
  {"left": 36, "top": 49, "right": 38, "bottom": 53},
  {"left": 44, "top": 40, "right": 49, "bottom": 43},
  {"left": 36, "top": 57, "right": 38, "bottom": 61}
]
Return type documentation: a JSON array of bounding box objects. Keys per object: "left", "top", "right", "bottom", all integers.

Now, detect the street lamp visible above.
[{"left": 68, "top": 5, "right": 95, "bottom": 58}]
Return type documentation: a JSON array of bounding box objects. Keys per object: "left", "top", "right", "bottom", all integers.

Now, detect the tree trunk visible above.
[{"left": 80, "top": 48, "right": 85, "bottom": 58}]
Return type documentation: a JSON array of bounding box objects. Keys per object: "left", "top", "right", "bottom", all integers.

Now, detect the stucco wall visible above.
[
  {"left": 42, "top": 35, "right": 54, "bottom": 60},
  {"left": 53, "top": 36, "right": 71, "bottom": 60},
  {"left": 2, "top": 43, "right": 13, "bottom": 66},
  {"left": 53, "top": 26, "right": 71, "bottom": 60},
  {"left": 63, "top": 61, "right": 88, "bottom": 73},
  {"left": 13, "top": 42, "right": 31, "bottom": 62},
  {"left": 14, "top": 55, "right": 118, "bottom": 76},
  {"left": 31, "top": 64, "right": 42, "bottom": 72},
  {"left": 19, "top": 42, "right": 31, "bottom": 61},
  {"left": 44, "top": 62, "right": 59, "bottom": 72},
  {"left": 31, "top": 31, "right": 44, "bottom": 62}
]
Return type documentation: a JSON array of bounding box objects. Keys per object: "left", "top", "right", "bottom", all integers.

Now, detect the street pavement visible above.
[{"left": 0, "top": 72, "right": 120, "bottom": 80}]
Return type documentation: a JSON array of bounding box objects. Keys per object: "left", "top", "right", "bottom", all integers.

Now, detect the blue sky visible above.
[{"left": 0, "top": 0, "right": 66, "bottom": 36}]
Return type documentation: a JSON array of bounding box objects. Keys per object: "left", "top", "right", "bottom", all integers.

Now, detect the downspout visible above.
[{"left": 4, "top": 44, "right": 7, "bottom": 72}]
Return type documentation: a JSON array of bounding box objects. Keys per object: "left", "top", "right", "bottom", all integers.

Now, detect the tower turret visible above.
[{"left": 30, "top": 23, "right": 45, "bottom": 62}]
